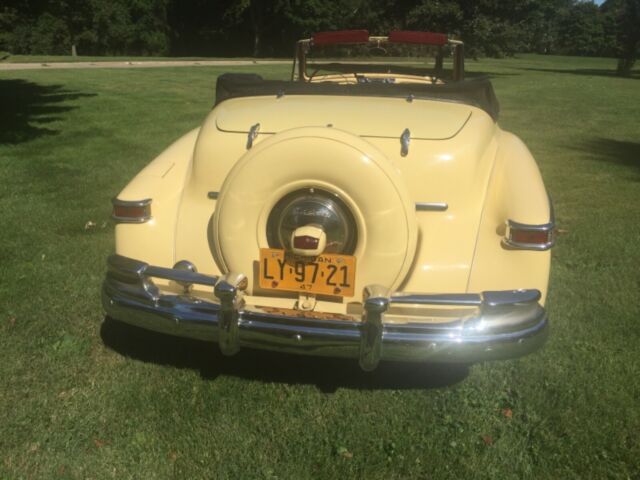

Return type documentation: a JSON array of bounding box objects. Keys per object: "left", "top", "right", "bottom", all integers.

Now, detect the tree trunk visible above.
[
  {"left": 249, "top": 0, "right": 262, "bottom": 57},
  {"left": 617, "top": 57, "right": 636, "bottom": 76},
  {"left": 71, "top": 44, "right": 77, "bottom": 57},
  {"left": 616, "top": 36, "right": 638, "bottom": 76},
  {"left": 253, "top": 31, "right": 261, "bottom": 57}
]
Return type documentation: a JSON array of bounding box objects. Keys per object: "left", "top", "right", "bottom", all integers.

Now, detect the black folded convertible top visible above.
[{"left": 215, "top": 73, "right": 500, "bottom": 120}]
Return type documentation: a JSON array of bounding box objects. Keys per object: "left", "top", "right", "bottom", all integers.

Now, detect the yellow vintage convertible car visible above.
[{"left": 103, "top": 30, "right": 555, "bottom": 371}]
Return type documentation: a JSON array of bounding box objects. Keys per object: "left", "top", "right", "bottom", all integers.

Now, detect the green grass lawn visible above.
[{"left": 1, "top": 55, "right": 639, "bottom": 479}]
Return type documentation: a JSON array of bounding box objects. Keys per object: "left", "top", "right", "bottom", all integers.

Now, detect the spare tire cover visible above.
[{"left": 212, "top": 127, "right": 417, "bottom": 299}]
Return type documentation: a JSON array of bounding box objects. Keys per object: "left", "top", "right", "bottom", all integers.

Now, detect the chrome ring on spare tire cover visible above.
[{"left": 266, "top": 188, "right": 358, "bottom": 255}]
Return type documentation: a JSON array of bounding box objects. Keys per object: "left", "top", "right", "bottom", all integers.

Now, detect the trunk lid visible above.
[{"left": 215, "top": 95, "right": 472, "bottom": 140}]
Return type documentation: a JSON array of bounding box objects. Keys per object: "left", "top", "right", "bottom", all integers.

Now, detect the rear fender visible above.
[
  {"left": 114, "top": 128, "right": 199, "bottom": 266},
  {"left": 467, "top": 131, "right": 551, "bottom": 302}
]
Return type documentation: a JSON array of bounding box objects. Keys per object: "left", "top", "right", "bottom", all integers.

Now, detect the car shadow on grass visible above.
[
  {"left": 0, "top": 78, "right": 95, "bottom": 144},
  {"left": 101, "top": 317, "right": 469, "bottom": 392}
]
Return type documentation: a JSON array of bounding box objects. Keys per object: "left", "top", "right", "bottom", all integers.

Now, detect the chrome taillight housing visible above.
[
  {"left": 502, "top": 195, "right": 556, "bottom": 251},
  {"left": 503, "top": 219, "right": 555, "bottom": 251},
  {"left": 266, "top": 188, "right": 357, "bottom": 254},
  {"left": 112, "top": 198, "right": 152, "bottom": 223}
]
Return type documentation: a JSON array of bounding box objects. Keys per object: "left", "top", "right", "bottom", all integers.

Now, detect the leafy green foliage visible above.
[
  {"left": 557, "top": 2, "right": 611, "bottom": 56},
  {"left": 1, "top": 0, "right": 171, "bottom": 56},
  {"left": 612, "top": 0, "right": 640, "bottom": 75},
  {"left": 0, "top": 0, "right": 636, "bottom": 63}
]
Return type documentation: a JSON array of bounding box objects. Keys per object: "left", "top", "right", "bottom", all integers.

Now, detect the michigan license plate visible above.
[{"left": 258, "top": 248, "right": 356, "bottom": 297}]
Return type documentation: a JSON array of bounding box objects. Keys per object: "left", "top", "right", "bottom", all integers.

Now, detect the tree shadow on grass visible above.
[
  {"left": 518, "top": 67, "right": 640, "bottom": 80},
  {"left": 0, "top": 79, "right": 96, "bottom": 144},
  {"left": 581, "top": 138, "right": 640, "bottom": 178},
  {"left": 101, "top": 317, "right": 469, "bottom": 392},
  {"left": 465, "top": 71, "right": 520, "bottom": 78}
]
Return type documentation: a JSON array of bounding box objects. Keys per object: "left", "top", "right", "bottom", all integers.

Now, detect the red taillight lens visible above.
[
  {"left": 113, "top": 205, "right": 147, "bottom": 218},
  {"left": 510, "top": 229, "right": 552, "bottom": 245},
  {"left": 293, "top": 235, "right": 320, "bottom": 250},
  {"left": 112, "top": 199, "right": 151, "bottom": 223}
]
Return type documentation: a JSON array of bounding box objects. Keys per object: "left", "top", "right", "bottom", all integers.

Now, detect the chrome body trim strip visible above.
[
  {"left": 246, "top": 122, "right": 260, "bottom": 149},
  {"left": 415, "top": 202, "right": 448, "bottom": 212},
  {"left": 111, "top": 198, "right": 152, "bottom": 224},
  {"left": 391, "top": 292, "right": 482, "bottom": 306},
  {"left": 482, "top": 289, "right": 540, "bottom": 307},
  {"left": 103, "top": 254, "right": 549, "bottom": 368},
  {"left": 112, "top": 198, "right": 152, "bottom": 208},
  {"left": 400, "top": 128, "right": 410, "bottom": 157},
  {"left": 111, "top": 215, "right": 150, "bottom": 224},
  {"left": 107, "top": 254, "right": 219, "bottom": 288}
]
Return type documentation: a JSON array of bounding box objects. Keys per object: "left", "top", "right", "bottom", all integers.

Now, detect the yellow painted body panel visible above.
[
  {"left": 467, "top": 132, "right": 551, "bottom": 303},
  {"left": 114, "top": 93, "right": 551, "bottom": 308},
  {"left": 215, "top": 95, "right": 471, "bottom": 139},
  {"left": 115, "top": 128, "right": 199, "bottom": 267}
]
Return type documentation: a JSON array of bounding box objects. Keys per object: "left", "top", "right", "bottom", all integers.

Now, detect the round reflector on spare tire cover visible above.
[{"left": 212, "top": 127, "right": 417, "bottom": 299}]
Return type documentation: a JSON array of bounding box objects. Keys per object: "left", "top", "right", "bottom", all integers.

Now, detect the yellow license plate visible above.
[{"left": 259, "top": 248, "right": 356, "bottom": 297}]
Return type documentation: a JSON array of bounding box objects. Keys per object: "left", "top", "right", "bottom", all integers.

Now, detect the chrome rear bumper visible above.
[{"left": 102, "top": 254, "right": 548, "bottom": 371}]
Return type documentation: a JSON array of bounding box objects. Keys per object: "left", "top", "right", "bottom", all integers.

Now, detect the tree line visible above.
[{"left": 0, "top": 0, "right": 638, "bottom": 74}]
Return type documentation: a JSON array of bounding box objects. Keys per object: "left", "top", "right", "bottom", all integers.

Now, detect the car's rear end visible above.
[{"left": 104, "top": 31, "right": 554, "bottom": 370}]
